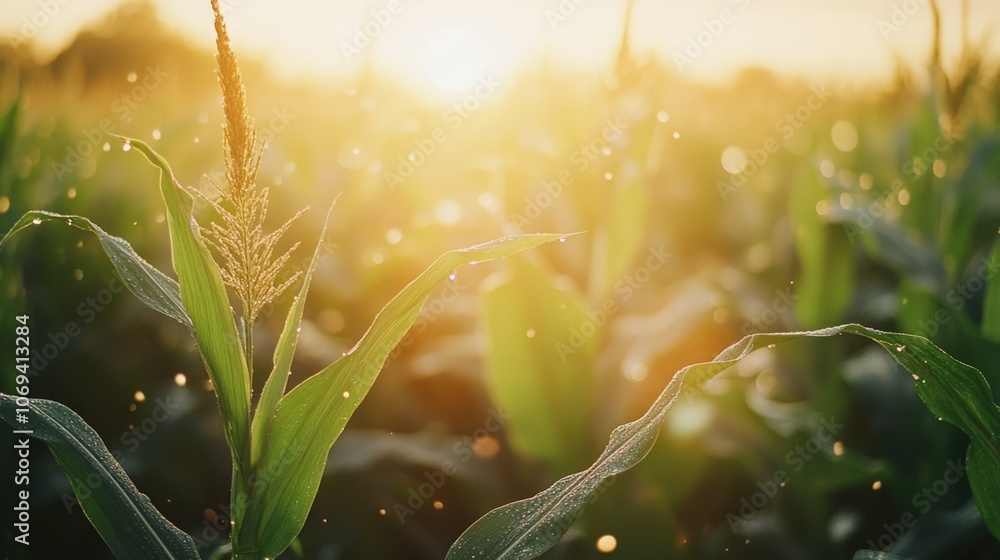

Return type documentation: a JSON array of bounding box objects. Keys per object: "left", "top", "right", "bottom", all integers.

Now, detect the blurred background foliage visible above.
[{"left": 2, "top": 1, "right": 1000, "bottom": 559}]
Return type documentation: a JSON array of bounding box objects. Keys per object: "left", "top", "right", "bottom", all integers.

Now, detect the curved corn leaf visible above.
[
  {"left": 251, "top": 200, "right": 337, "bottom": 465},
  {"left": 446, "top": 324, "right": 1000, "bottom": 560},
  {"left": 122, "top": 138, "right": 251, "bottom": 472},
  {"left": 0, "top": 395, "right": 199, "bottom": 560},
  {"left": 1, "top": 210, "right": 191, "bottom": 327},
  {"left": 240, "top": 233, "right": 573, "bottom": 558}
]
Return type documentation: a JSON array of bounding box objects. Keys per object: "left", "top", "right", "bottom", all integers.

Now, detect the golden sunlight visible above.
[{"left": 421, "top": 26, "right": 489, "bottom": 93}]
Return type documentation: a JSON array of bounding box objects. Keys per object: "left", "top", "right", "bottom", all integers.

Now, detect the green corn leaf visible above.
[
  {"left": 1, "top": 210, "right": 191, "bottom": 327},
  {"left": 240, "top": 233, "right": 572, "bottom": 559},
  {"left": 446, "top": 324, "right": 1000, "bottom": 560},
  {"left": 588, "top": 175, "right": 649, "bottom": 302},
  {"left": 981, "top": 232, "right": 1000, "bottom": 343},
  {"left": 0, "top": 395, "right": 199, "bottom": 560},
  {"left": 481, "top": 257, "right": 596, "bottom": 471},
  {"left": 824, "top": 204, "right": 946, "bottom": 296},
  {"left": 791, "top": 173, "right": 854, "bottom": 328},
  {"left": 852, "top": 552, "right": 911, "bottom": 560},
  {"left": 122, "top": 138, "right": 251, "bottom": 471},
  {"left": 250, "top": 200, "right": 336, "bottom": 465}
]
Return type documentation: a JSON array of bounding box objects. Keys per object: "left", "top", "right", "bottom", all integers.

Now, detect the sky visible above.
[{"left": 3, "top": 0, "right": 999, "bottom": 92}]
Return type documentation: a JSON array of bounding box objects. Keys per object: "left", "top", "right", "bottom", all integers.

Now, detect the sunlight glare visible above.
[{"left": 422, "top": 27, "right": 489, "bottom": 92}]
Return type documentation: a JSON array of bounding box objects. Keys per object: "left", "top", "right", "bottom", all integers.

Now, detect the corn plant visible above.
[{"left": 0, "top": 2, "right": 567, "bottom": 558}]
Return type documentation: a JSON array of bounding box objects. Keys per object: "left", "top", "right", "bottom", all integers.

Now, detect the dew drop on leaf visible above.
[
  {"left": 895, "top": 345, "right": 906, "bottom": 352},
  {"left": 449, "top": 271, "right": 457, "bottom": 281},
  {"left": 32, "top": 218, "right": 42, "bottom": 225},
  {"left": 121, "top": 139, "right": 132, "bottom": 152}
]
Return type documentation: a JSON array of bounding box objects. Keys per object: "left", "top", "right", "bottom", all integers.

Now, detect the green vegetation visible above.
[{"left": 2, "top": 1, "right": 1000, "bottom": 559}]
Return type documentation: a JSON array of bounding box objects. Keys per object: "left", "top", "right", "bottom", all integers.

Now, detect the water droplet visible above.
[
  {"left": 448, "top": 271, "right": 457, "bottom": 281},
  {"left": 152, "top": 129, "right": 161, "bottom": 140},
  {"left": 895, "top": 345, "right": 906, "bottom": 352},
  {"left": 103, "top": 142, "right": 111, "bottom": 152},
  {"left": 526, "top": 329, "right": 535, "bottom": 338},
  {"left": 342, "top": 391, "right": 350, "bottom": 398},
  {"left": 121, "top": 139, "right": 132, "bottom": 152},
  {"left": 766, "top": 344, "right": 776, "bottom": 349},
  {"left": 912, "top": 373, "right": 920, "bottom": 380},
  {"left": 32, "top": 218, "right": 42, "bottom": 225},
  {"left": 558, "top": 237, "right": 567, "bottom": 243},
  {"left": 601, "top": 146, "right": 612, "bottom": 156},
  {"left": 657, "top": 111, "right": 669, "bottom": 123},
  {"left": 604, "top": 172, "right": 613, "bottom": 180}
]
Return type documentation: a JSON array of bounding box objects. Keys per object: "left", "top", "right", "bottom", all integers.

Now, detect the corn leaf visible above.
[
  {"left": 0, "top": 395, "right": 199, "bottom": 560},
  {"left": 481, "top": 257, "right": 596, "bottom": 471},
  {"left": 123, "top": 138, "right": 251, "bottom": 471},
  {"left": 588, "top": 175, "right": 649, "bottom": 302},
  {"left": 250, "top": 201, "right": 336, "bottom": 465},
  {"left": 981, "top": 233, "right": 1000, "bottom": 343},
  {"left": 446, "top": 324, "right": 1000, "bottom": 560},
  {"left": 852, "top": 552, "right": 910, "bottom": 560},
  {"left": 240, "top": 233, "right": 571, "bottom": 558},
  {"left": 791, "top": 174, "right": 854, "bottom": 328},
  {"left": 0, "top": 210, "right": 191, "bottom": 327}
]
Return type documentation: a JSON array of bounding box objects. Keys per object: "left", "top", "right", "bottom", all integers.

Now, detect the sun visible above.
[{"left": 422, "top": 26, "right": 489, "bottom": 93}]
